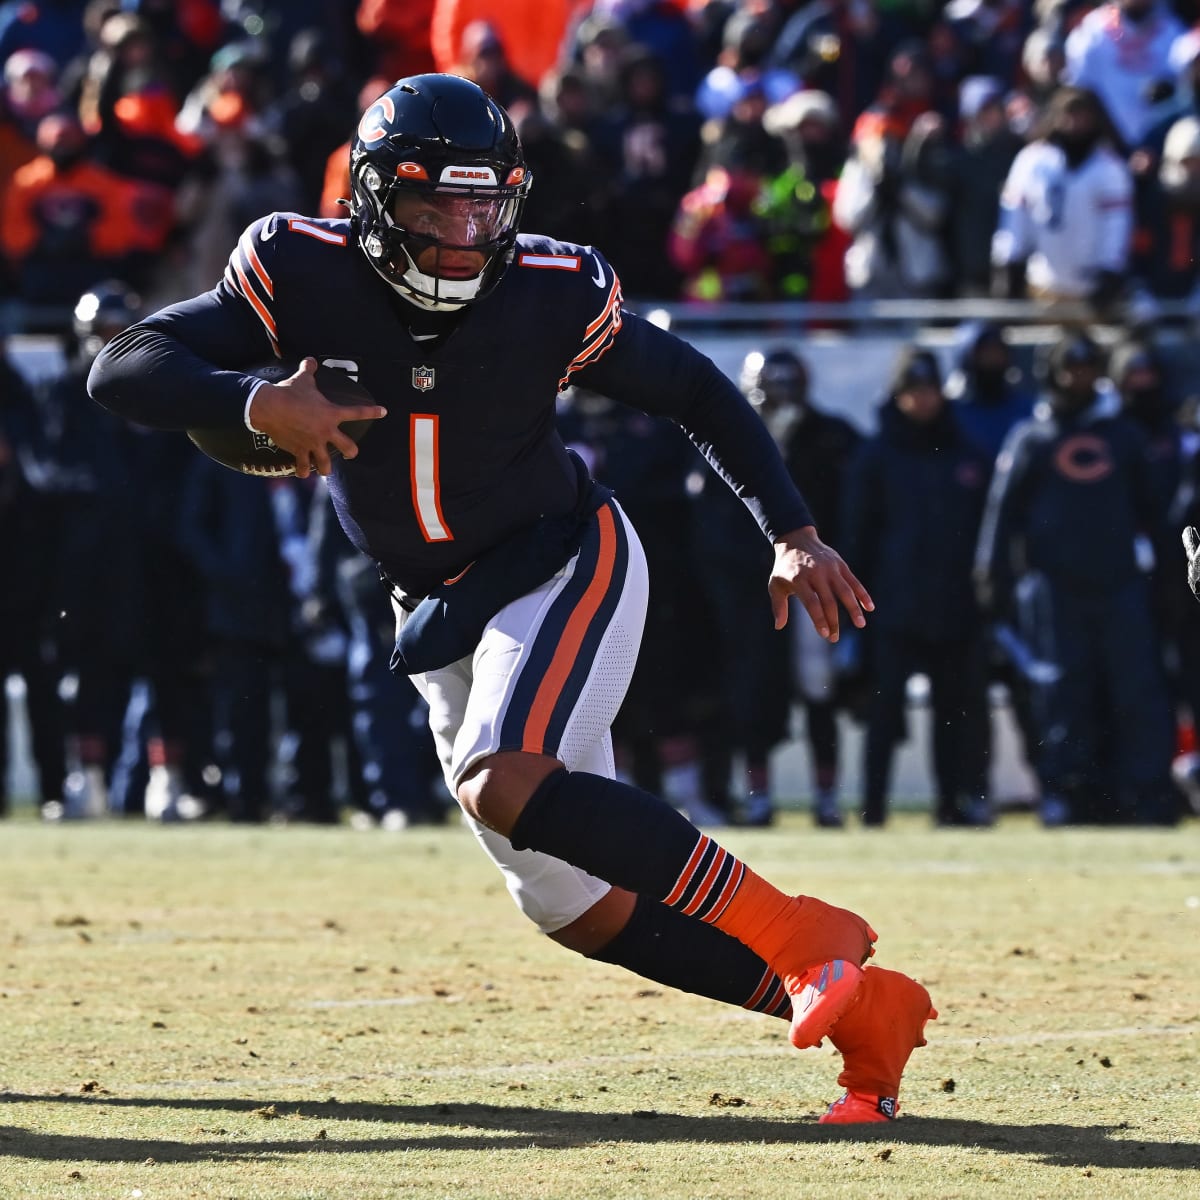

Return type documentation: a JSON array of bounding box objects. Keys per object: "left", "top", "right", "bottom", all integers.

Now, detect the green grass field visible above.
[{"left": 1, "top": 813, "right": 1196, "bottom": 1199}]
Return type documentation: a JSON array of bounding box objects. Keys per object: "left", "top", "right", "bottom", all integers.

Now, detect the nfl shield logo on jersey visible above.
[{"left": 412, "top": 365, "right": 436, "bottom": 392}]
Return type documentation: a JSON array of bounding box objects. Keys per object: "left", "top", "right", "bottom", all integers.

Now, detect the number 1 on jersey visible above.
[{"left": 410, "top": 414, "right": 453, "bottom": 542}]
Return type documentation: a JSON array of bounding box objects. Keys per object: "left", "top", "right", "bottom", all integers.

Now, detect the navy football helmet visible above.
[
  {"left": 740, "top": 347, "right": 810, "bottom": 443},
  {"left": 73, "top": 280, "right": 141, "bottom": 360},
  {"left": 348, "top": 73, "right": 532, "bottom": 310}
]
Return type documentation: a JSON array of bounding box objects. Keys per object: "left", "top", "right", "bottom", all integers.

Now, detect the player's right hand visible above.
[{"left": 246, "top": 357, "right": 387, "bottom": 478}]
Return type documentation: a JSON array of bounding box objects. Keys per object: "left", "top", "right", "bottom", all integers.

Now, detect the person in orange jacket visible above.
[
  {"left": 431, "top": 0, "right": 588, "bottom": 91},
  {"left": 1, "top": 112, "right": 161, "bottom": 311},
  {"left": 357, "top": 0, "right": 437, "bottom": 81}
]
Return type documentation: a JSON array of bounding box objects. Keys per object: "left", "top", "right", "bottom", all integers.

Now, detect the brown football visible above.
[{"left": 187, "top": 362, "right": 375, "bottom": 477}]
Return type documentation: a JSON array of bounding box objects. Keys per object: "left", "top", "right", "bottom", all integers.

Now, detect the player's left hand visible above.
[{"left": 770, "top": 526, "right": 874, "bottom": 642}]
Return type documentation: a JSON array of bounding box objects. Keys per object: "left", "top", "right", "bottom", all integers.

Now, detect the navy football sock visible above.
[
  {"left": 509, "top": 768, "right": 704, "bottom": 897},
  {"left": 591, "top": 894, "right": 792, "bottom": 1019}
]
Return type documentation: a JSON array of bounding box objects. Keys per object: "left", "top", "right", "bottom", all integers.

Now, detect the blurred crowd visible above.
[
  {"left": 6, "top": 1, "right": 1200, "bottom": 319},
  {"left": 3, "top": 0, "right": 1200, "bottom": 830}
]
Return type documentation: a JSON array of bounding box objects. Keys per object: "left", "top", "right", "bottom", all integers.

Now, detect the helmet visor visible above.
[{"left": 387, "top": 190, "right": 521, "bottom": 250}]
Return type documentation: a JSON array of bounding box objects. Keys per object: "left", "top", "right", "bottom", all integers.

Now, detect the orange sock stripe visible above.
[
  {"left": 680, "top": 847, "right": 729, "bottom": 917},
  {"left": 705, "top": 859, "right": 745, "bottom": 925},
  {"left": 762, "top": 978, "right": 793, "bottom": 1018},
  {"left": 663, "top": 835, "right": 710, "bottom": 907},
  {"left": 744, "top": 966, "right": 776, "bottom": 1011}
]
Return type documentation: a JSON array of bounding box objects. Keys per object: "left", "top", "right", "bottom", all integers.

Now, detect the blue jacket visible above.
[
  {"left": 842, "top": 399, "right": 990, "bottom": 642},
  {"left": 975, "top": 390, "right": 1167, "bottom": 605}
]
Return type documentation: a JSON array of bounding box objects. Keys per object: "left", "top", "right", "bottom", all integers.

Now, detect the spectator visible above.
[
  {"left": 851, "top": 41, "right": 937, "bottom": 145},
  {"left": 761, "top": 87, "right": 849, "bottom": 303},
  {"left": 975, "top": 330, "right": 1178, "bottom": 825},
  {"left": 264, "top": 28, "right": 358, "bottom": 213},
  {"left": 309, "top": 480, "right": 445, "bottom": 830},
  {"left": 112, "top": 0, "right": 226, "bottom": 102},
  {"left": 944, "top": 0, "right": 1031, "bottom": 84},
  {"left": 539, "top": 62, "right": 606, "bottom": 146},
  {"left": 696, "top": 74, "right": 788, "bottom": 180},
  {"left": 432, "top": 0, "right": 583, "bottom": 94},
  {"left": 694, "top": 7, "right": 801, "bottom": 122},
  {"left": 21, "top": 280, "right": 146, "bottom": 819},
  {"left": 568, "top": 9, "right": 629, "bottom": 111},
  {"left": 1063, "top": 0, "right": 1184, "bottom": 152},
  {"left": 73, "top": 13, "right": 202, "bottom": 253},
  {"left": 1, "top": 111, "right": 158, "bottom": 315},
  {"left": 834, "top": 109, "right": 954, "bottom": 299},
  {"left": 583, "top": 0, "right": 702, "bottom": 109},
  {"left": 948, "top": 76, "right": 1023, "bottom": 297},
  {"left": 770, "top": 0, "right": 896, "bottom": 130},
  {"left": 176, "top": 38, "right": 274, "bottom": 144},
  {"left": 178, "top": 119, "right": 304, "bottom": 299},
  {"left": 178, "top": 459, "right": 293, "bottom": 823},
  {"left": 3, "top": 47, "right": 59, "bottom": 141},
  {"left": 0, "top": 49, "right": 56, "bottom": 222},
  {"left": 1007, "top": 26, "right": 1067, "bottom": 135},
  {"left": 1132, "top": 113, "right": 1200, "bottom": 311},
  {"left": 0, "top": 342, "right": 66, "bottom": 816},
  {"left": 356, "top": 0, "right": 437, "bottom": 82},
  {"left": 945, "top": 322, "right": 1036, "bottom": 464},
  {"left": 0, "top": 0, "right": 88, "bottom": 70},
  {"left": 669, "top": 140, "right": 779, "bottom": 303},
  {"left": 515, "top": 103, "right": 610, "bottom": 247},
  {"left": 593, "top": 45, "right": 701, "bottom": 297},
  {"left": 446, "top": 19, "right": 537, "bottom": 113},
  {"left": 991, "top": 86, "right": 1133, "bottom": 316},
  {"left": 842, "top": 348, "right": 992, "bottom": 827},
  {"left": 271, "top": 475, "right": 362, "bottom": 826},
  {"left": 738, "top": 346, "right": 863, "bottom": 828}
]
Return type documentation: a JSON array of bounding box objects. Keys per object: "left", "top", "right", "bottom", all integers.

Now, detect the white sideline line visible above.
[{"left": 140, "top": 1023, "right": 1194, "bottom": 1092}]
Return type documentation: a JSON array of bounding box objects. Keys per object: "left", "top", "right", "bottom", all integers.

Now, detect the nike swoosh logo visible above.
[
  {"left": 261, "top": 218, "right": 278, "bottom": 242},
  {"left": 591, "top": 256, "right": 605, "bottom": 288}
]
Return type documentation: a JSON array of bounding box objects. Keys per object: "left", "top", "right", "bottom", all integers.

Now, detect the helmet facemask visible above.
[{"left": 353, "top": 161, "right": 529, "bottom": 310}]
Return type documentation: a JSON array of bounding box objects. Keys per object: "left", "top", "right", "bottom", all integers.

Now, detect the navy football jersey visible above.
[{"left": 90, "top": 213, "right": 812, "bottom": 595}]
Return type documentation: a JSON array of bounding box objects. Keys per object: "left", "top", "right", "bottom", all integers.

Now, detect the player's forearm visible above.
[
  {"left": 585, "top": 315, "right": 813, "bottom": 540},
  {"left": 88, "top": 288, "right": 273, "bottom": 430}
]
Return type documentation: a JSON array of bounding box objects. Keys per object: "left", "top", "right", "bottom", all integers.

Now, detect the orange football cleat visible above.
[
  {"left": 817, "top": 966, "right": 937, "bottom": 1121},
  {"left": 787, "top": 958, "right": 865, "bottom": 1049},
  {"left": 819, "top": 1090, "right": 900, "bottom": 1124},
  {"left": 775, "top": 896, "right": 878, "bottom": 1050}
]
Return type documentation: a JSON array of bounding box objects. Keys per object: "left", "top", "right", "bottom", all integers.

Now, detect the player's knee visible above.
[{"left": 456, "top": 750, "right": 564, "bottom": 835}]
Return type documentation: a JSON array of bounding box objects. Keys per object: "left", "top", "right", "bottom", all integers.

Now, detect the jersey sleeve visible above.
[
  {"left": 87, "top": 213, "right": 291, "bottom": 430},
  {"left": 549, "top": 246, "right": 626, "bottom": 392},
  {"left": 568, "top": 268, "right": 814, "bottom": 542},
  {"left": 221, "top": 212, "right": 289, "bottom": 358}
]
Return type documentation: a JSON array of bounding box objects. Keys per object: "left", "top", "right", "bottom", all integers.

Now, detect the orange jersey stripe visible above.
[
  {"left": 230, "top": 260, "right": 278, "bottom": 350},
  {"left": 584, "top": 277, "right": 621, "bottom": 337},
  {"left": 520, "top": 505, "right": 619, "bottom": 753},
  {"left": 240, "top": 231, "right": 274, "bottom": 298}
]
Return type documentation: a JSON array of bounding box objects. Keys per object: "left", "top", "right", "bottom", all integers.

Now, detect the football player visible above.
[{"left": 88, "top": 73, "right": 935, "bottom": 1123}]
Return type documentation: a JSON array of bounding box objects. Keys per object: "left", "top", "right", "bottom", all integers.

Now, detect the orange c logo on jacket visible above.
[{"left": 1053, "top": 433, "right": 1114, "bottom": 482}]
